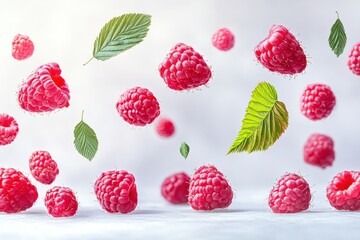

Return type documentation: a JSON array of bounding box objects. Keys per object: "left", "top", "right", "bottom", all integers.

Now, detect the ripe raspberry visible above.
[
  {"left": 159, "top": 43, "right": 212, "bottom": 91},
  {"left": 304, "top": 134, "right": 335, "bottom": 169},
  {"left": 161, "top": 172, "right": 190, "bottom": 204},
  {"left": 255, "top": 25, "right": 307, "bottom": 75},
  {"left": 155, "top": 118, "right": 175, "bottom": 138},
  {"left": 347, "top": 43, "right": 360, "bottom": 75},
  {"left": 268, "top": 173, "right": 311, "bottom": 213},
  {"left": 29, "top": 150, "right": 59, "bottom": 184},
  {"left": 326, "top": 171, "right": 360, "bottom": 211},
  {"left": 12, "top": 34, "right": 34, "bottom": 60},
  {"left": 300, "top": 84, "right": 336, "bottom": 120},
  {"left": 0, "top": 113, "right": 19, "bottom": 146},
  {"left": 45, "top": 186, "right": 78, "bottom": 217},
  {"left": 116, "top": 86, "right": 160, "bottom": 126},
  {"left": 212, "top": 28, "right": 235, "bottom": 51},
  {"left": 18, "top": 62, "right": 70, "bottom": 113},
  {"left": 94, "top": 170, "right": 138, "bottom": 213},
  {"left": 0, "top": 168, "right": 38, "bottom": 213},
  {"left": 188, "top": 165, "right": 233, "bottom": 211}
]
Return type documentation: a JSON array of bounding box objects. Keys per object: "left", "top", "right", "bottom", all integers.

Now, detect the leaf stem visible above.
[
  {"left": 83, "top": 57, "right": 94, "bottom": 66},
  {"left": 336, "top": 11, "right": 339, "bottom": 19},
  {"left": 81, "top": 110, "right": 84, "bottom": 121}
]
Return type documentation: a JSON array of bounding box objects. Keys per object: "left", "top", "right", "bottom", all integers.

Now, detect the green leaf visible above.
[
  {"left": 329, "top": 12, "right": 347, "bottom": 57},
  {"left": 228, "top": 82, "right": 288, "bottom": 154},
  {"left": 74, "top": 112, "right": 98, "bottom": 161},
  {"left": 180, "top": 142, "right": 190, "bottom": 159},
  {"left": 84, "top": 13, "right": 151, "bottom": 65}
]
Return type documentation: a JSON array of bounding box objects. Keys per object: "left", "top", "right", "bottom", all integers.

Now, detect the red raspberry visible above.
[
  {"left": 0, "top": 168, "right": 38, "bottom": 213},
  {"left": 12, "top": 34, "right": 34, "bottom": 60},
  {"left": 0, "top": 113, "right": 19, "bottom": 146},
  {"left": 45, "top": 186, "right": 78, "bottom": 217},
  {"left": 347, "top": 42, "right": 360, "bottom": 75},
  {"left": 29, "top": 150, "right": 59, "bottom": 184},
  {"left": 159, "top": 43, "right": 212, "bottom": 91},
  {"left": 188, "top": 165, "right": 233, "bottom": 211},
  {"left": 116, "top": 86, "right": 160, "bottom": 126},
  {"left": 268, "top": 173, "right": 311, "bottom": 213},
  {"left": 212, "top": 28, "right": 235, "bottom": 51},
  {"left": 255, "top": 25, "right": 307, "bottom": 75},
  {"left": 326, "top": 171, "right": 360, "bottom": 211},
  {"left": 155, "top": 118, "right": 175, "bottom": 137},
  {"left": 18, "top": 62, "right": 70, "bottom": 113},
  {"left": 161, "top": 172, "right": 190, "bottom": 204},
  {"left": 94, "top": 170, "right": 138, "bottom": 213},
  {"left": 300, "top": 83, "right": 336, "bottom": 120},
  {"left": 304, "top": 134, "right": 335, "bottom": 169}
]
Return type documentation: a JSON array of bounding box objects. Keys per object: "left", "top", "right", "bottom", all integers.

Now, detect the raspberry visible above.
[
  {"left": 0, "top": 168, "right": 38, "bottom": 213},
  {"left": 212, "top": 28, "right": 235, "bottom": 51},
  {"left": 161, "top": 172, "right": 190, "bottom": 204},
  {"left": 12, "top": 34, "right": 34, "bottom": 60},
  {"left": 94, "top": 170, "right": 138, "bottom": 213},
  {"left": 45, "top": 186, "right": 78, "bottom": 217},
  {"left": 18, "top": 62, "right": 70, "bottom": 113},
  {"left": 188, "top": 165, "right": 233, "bottom": 211},
  {"left": 159, "top": 43, "right": 212, "bottom": 91},
  {"left": 155, "top": 118, "right": 175, "bottom": 138},
  {"left": 116, "top": 86, "right": 160, "bottom": 126},
  {"left": 300, "top": 83, "right": 336, "bottom": 120},
  {"left": 268, "top": 173, "right": 311, "bottom": 213},
  {"left": 304, "top": 134, "right": 335, "bottom": 169},
  {"left": 29, "top": 150, "right": 59, "bottom": 184},
  {"left": 255, "top": 25, "right": 307, "bottom": 75},
  {"left": 326, "top": 171, "right": 360, "bottom": 211},
  {"left": 0, "top": 113, "right": 19, "bottom": 146},
  {"left": 347, "top": 43, "right": 360, "bottom": 75}
]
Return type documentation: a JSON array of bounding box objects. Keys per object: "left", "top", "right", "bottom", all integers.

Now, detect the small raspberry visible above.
[
  {"left": 116, "top": 86, "right": 160, "bottom": 126},
  {"left": 0, "top": 168, "right": 38, "bottom": 213},
  {"left": 255, "top": 25, "right": 307, "bottom": 75},
  {"left": 45, "top": 186, "right": 78, "bottom": 217},
  {"left": 155, "top": 118, "right": 175, "bottom": 138},
  {"left": 0, "top": 113, "right": 19, "bottom": 146},
  {"left": 300, "top": 83, "right": 336, "bottom": 120},
  {"left": 94, "top": 170, "right": 138, "bottom": 213},
  {"left": 347, "top": 42, "right": 360, "bottom": 75},
  {"left": 304, "top": 134, "right": 335, "bottom": 169},
  {"left": 161, "top": 172, "right": 190, "bottom": 204},
  {"left": 188, "top": 165, "right": 233, "bottom": 211},
  {"left": 29, "top": 150, "right": 59, "bottom": 184},
  {"left": 326, "top": 171, "right": 360, "bottom": 211},
  {"left": 268, "top": 173, "right": 311, "bottom": 213},
  {"left": 212, "top": 28, "right": 235, "bottom": 51},
  {"left": 18, "top": 62, "right": 70, "bottom": 113},
  {"left": 159, "top": 43, "right": 212, "bottom": 91},
  {"left": 12, "top": 34, "right": 34, "bottom": 60}
]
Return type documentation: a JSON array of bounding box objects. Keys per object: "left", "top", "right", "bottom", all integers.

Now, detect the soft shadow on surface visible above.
[{"left": 132, "top": 209, "right": 166, "bottom": 215}]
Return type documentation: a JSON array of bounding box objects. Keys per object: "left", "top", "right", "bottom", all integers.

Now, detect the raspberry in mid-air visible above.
[
  {"left": 304, "top": 134, "right": 335, "bottom": 169},
  {"left": 188, "top": 165, "right": 233, "bottom": 211},
  {"left": 12, "top": 34, "right": 34, "bottom": 60},
  {"left": 268, "top": 173, "right": 311, "bottom": 213},
  {"left": 0, "top": 113, "right": 19, "bottom": 146},
  {"left": 18, "top": 62, "right": 70, "bottom": 112},
  {"left": 94, "top": 170, "right": 138, "bottom": 214},
  {"left": 212, "top": 28, "right": 235, "bottom": 51},
  {"left": 347, "top": 42, "right": 360, "bottom": 75},
  {"left": 255, "top": 25, "right": 307, "bottom": 75},
  {"left": 300, "top": 83, "right": 336, "bottom": 120},
  {"left": 45, "top": 186, "right": 78, "bottom": 217},
  {"left": 116, "top": 86, "right": 160, "bottom": 126},
  {"left": 155, "top": 118, "right": 175, "bottom": 138},
  {"left": 0, "top": 168, "right": 38, "bottom": 213},
  {"left": 159, "top": 43, "right": 212, "bottom": 91},
  {"left": 161, "top": 172, "right": 190, "bottom": 204},
  {"left": 326, "top": 171, "right": 360, "bottom": 211},
  {"left": 29, "top": 150, "right": 59, "bottom": 184}
]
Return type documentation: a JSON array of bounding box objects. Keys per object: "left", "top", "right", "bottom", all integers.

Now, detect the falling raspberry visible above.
[
  {"left": 347, "top": 42, "right": 360, "bottom": 75},
  {"left": 45, "top": 186, "right": 78, "bottom": 217},
  {"left": 304, "top": 134, "right": 335, "bottom": 169},
  {"left": 212, "top": 28, "right": 235, "bottom": 51},
  {"left": 255, "top": 25, "right": 307, "bottom": 75},
  {"left": 12, "top": 34, "right": 34, "bottom": 60},
  {"left": 161, "top": 172, "right": 190, "bottom": 204},
  {"left": 155, "top": 118, "right": 175, "bottom": 138},
  {"left": 0, "top": 113, "right": 19, "bottom": 146},
  {"left": 29, "top": 150, "right": 59, "bottom": 184}
]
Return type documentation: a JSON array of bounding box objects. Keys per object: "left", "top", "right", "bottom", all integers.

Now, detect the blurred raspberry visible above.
[
  {"left": 0, "top": 113, "right": 19, "bottom": 146},
  {"left": 347, "top": 42, "right": 360, "bottom": 75},
  {"left": 212, "top": 28, "right": 235, "bottom": 51},
  {"left": 161, "top": 172, "right": 190, "bottom": 204},
  {"left": 29, "top": 150, "right": 59, "bottom": 184},
  {"left": 155, "top": 118, "right": 175, "bottom": 137},
  {"left": 12, "top": 34, "right": 34, "bottom": 60},
  {"left": 45, "top": 186, "right": 78, "bottom": 217},
  {"left": 304, "top": 134, "right": 335, "bottom": 169}
]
